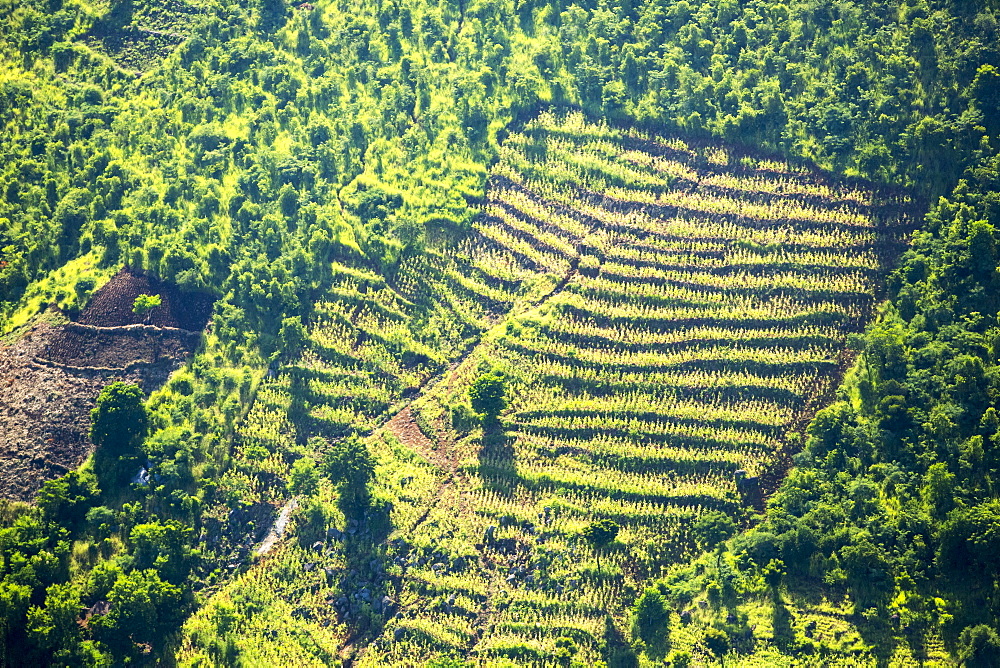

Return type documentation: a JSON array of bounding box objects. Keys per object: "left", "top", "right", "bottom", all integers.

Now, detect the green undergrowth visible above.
[{"left": 2, "top": 0, "right": 1000, "bottom": 665}]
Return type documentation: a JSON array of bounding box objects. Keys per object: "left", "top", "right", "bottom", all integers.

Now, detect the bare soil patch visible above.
[
  {"left": 0, "top": 320, "right": 165, "bottom": 499},
  {"left": 0, "top": 270, "right": 215, "bottom": 500},
  {"left": 75, "top": 267, "right": 213, "bottom": 330}
]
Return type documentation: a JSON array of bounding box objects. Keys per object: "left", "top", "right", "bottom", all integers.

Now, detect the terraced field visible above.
[
  {"left": 182, "top": 111, "right": 917, "bottom": 665},
  {"left": 362, "top": 112, "right": 916, "bottom": 664}
]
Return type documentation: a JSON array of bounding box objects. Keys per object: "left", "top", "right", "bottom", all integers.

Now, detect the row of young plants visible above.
[{"left": 354, "top": 111, "right": 910, "bottom": 665}]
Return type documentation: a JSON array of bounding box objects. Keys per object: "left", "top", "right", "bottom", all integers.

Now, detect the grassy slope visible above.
[
  {"left": 1, "top": 0, "right": 997, "bottom": 665},
  {"left": 176, "top": 112, "right": 918, "bottom": 666}
]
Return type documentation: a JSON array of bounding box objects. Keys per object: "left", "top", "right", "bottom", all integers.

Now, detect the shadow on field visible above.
[{"left": 477, "top": 422, "right": 518, "bottom": 491}]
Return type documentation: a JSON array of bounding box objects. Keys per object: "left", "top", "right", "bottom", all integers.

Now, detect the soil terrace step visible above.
[
  {"left": 31, "top": 356, "right": 175, "bottom": 374},
  {"left": 63, "top": 321, "right": 202, "bottom": 337}
]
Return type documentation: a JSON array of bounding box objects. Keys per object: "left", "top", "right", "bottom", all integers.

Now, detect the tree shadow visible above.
[
  {"left": 771, "top": 598, "right": 796, "bottom": 651},
  {"left": 602, "top": 613, "right": 639, "bottom": 668},
  {"left": 334, "top": 495, "right": 396, "bottom": 648},
  {"left": 477, "top": 421, "right": 519, "bottom": 493}
]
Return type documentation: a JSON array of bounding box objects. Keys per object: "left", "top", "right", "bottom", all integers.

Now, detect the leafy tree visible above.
[
  {"left": 0, "top": 582, "right": 32, "bottom": 665},
  {"left": 762, "top": 559, "right": 785, "bottom": 601},
  {"left": 322, "top": 436, "right": 375, "bottom": 515},
  {"left": 132, "top": 293, "right": 162, "bottom": 317},
  {"left": 469, "top": 371, "right": 507, "bottom": 422},
  {"left": 670, "top": 651, "right": 692, "bottom": 668},
  {"left": 632, "top": 587, "right": 669, "bottom": 646},
  {"left": 553, "top": 636, "right": 578, "bottom": 667},
  {"left": 25, "top": 583, "right": 82, "bottom": 661},
  {"left": 36, "top": 471, "right": 98, "bottom": 531},
  {"left": 692, "top": 511, "right": 737, "bottom": 555},
  {"left": 958, "top": 625, "right": 1000, "bottom": 668},
  {"left": 582, "top": 519, "right": 619, "bottom": 572},
  {"left": 972, "top": 65, "right": 1000, "bottom": 133},
  {"left": 85, "top": 506, "right": 116, "bottom": 540},
  {"left": 91, "top": 569, "right": 182, "bottom": 661},
  {"left": 90, "top": 383, "right": 148, "bottom": 491},
  {"left": 128, "top": 520, "right": 195, "bottom": 584},
  {"left": 256, "top": 0, "right": 289, "bottom": 32},
  {"left": 279, "top": 315, "right": 306, "bottom": 355},
  {"left": 289, "top": 456, "right": 320, "bottom": 496}
]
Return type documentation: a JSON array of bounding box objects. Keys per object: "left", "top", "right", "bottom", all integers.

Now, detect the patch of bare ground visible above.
[
  {"left": 386, "top": 407, "right": 454, "bottom": 473},
  {"left": 0, "top": 269, "right": 214, "bottom": 500}
]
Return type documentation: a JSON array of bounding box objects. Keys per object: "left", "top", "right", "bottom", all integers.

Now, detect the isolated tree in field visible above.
[
  {"left": 132, "top": 293, "right": 161, "bottom": 321},
  {"left": 632, "top": 586, "right": 669, "bottom": 647},
  {"left": 90, "top": 382, "right": 148, "bottom": 490},
  {"left": 583, "top": 518, "right": 619, "bottom": 572},
  {"left": 322, "top": 436, "right": 374, "bottom": 515},
  {"left": 469, "top": 371, "right": 506, "bottom": 422},
  {"left": 289, "top": 456, "right": 320, "bottom": 496}
]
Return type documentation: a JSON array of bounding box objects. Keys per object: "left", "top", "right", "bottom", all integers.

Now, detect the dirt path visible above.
[
  {"left": 385, "top": 407, "right": 455, "bottom": 472},
  {"left": 255, "top": 497, "right": 299, "bottom": 556}
]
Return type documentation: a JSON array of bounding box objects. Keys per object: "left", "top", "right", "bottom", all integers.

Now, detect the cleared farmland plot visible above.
[
  {"left": 333, "top": 112, "right": 916, "bottom": 665},
  {"left": 198, "top": 111, "right": 916, "bottom": 665}
]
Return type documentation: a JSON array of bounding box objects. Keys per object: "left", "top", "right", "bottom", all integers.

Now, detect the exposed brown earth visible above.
[
  {"left": 0, "top": 269, "right": 214, "bottom": 500},
  {"left": 74, "top": 267, "right": 214, "bottom": 330}
]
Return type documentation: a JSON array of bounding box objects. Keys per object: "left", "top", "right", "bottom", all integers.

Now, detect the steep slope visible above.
[{"left": 178, "top": 111, "right": 915, "bottom": 666}]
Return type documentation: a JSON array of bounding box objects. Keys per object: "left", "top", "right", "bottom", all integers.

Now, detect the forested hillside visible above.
[{"left": 0, "top": 0, "right": 998, "bottom": 665}]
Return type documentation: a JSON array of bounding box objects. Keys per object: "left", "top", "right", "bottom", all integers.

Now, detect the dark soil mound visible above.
[
  {"left": 43, "top": 327, "right": 198, "bottom": 369},
  {"left": 76, "top": 268, "right": 214, "bottom": 330}
]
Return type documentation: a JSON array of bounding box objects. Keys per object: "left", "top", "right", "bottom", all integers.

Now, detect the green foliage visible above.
[
  {"left": 90, "top": 569, "right": 183, "bottom": 660},
  {"left": 90, "top": 382, "right": 148, "bottom": 491},
  {"left": 702, "top": 626, "right": 730, "bottom": 659},
  {"left": 128, "top": 520, "right": 195, "bottom": 584},
  {"left": 24, "top": 583, "right": 82, "bottom": 661},
  {"left": 36, "top": 471, "right": 98, "bottom": 531},
  {"left": 1, "top": 0, "right": 999, "bottom": 663},
  {"left": 469, "top": 371, "right": 507, "bottom": 421},
  {"left": 958, "top": 624, "right": 1000, "bottom": 668},
  {"left": 132, "top": 293, "right": 161, "bottom": 316},
  {"left": 692, "top": 511, "right": 737, "bottom": 553},
  {"left": 669, "top": 650, "right": 692, "bottom": 668},
  {"left": 289, "top": 456, "right": 319, "bottom": 497},
  {"left": 322, "top": 436, "right": 375, "bottom": 515},
  {"left": 90, "top": 382, "right": 148, "bottom": 459},
  {"left": 632, "top": 587, "right": 669, "bottom": 647},
  {"left": 583, "top": 519, "right": 620, "bottom": 571},
  {"left": 762, "top": 559, "right": 785, "bottom": 595},
  {"left": 583, "top": 519, "right": 620, "bottom": 552}
]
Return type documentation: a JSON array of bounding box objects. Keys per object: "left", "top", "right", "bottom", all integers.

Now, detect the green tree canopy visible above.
[
  {"left": 90, "top": 382, "right": 148, "bottom": 458},
  {"left": 958, "top": 625, "right": 1000, "bottom": 668},
  {"left": 469, "top": 371, "right": 507, "bottom": 421},
  {"left": 90, "top": 383, "right": 148, "bottom": 490},
  {"left": 582, "top": 518, "right": 620, "bottom": 571},
  {"left": 132, "top": 293, "right": 162, "bottom": 316},
  {"left": 632, "top": 586, "right": 669, "bottom": 647},
  {"left": 692, "top": 511, "right": 737, "bottom": 553},
  {"left": 322, "top": 436, "right": 375, "bottom": 515},
  {"left": 289, "top": 456, "right": 320, "bottom": 496},
  {"left": 90, "top": 569, "right": 182, "bottom": 661}
]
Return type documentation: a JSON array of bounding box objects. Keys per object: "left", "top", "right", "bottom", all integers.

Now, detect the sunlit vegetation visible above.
[
  {"left": 1, "top": 0, "right": 999, "bottom": 665},
  {"left": 342, "top": 111, "right": 910, "bottom": 665}
]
